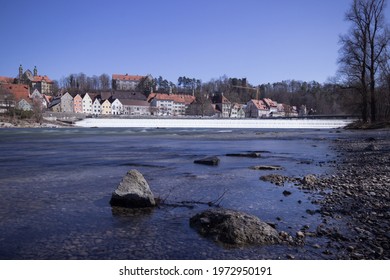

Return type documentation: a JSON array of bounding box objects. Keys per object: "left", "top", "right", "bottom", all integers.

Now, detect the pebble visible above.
[{"left": 296, "top": 231, "right": 305, "bottom": 239}]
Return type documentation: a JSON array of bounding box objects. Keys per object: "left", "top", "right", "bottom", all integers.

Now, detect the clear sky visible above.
[{"left": 1, "top": 0, "right": 388, "bottom": 85}]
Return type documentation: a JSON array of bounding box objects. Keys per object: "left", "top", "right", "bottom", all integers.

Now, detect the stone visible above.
[
  {"left": 282, "top": 190, "right": 292, "bottom": 196},
  {"left": 110, "top": 169, "right": 156, "bottom": 208},
  {"left": 251, "top": 165, "right": 283, "bottom": 170},
  {"left": 259, "top": 174, "right": 288, "bottom": 185},
  {"left": 296, "top": 231, "right": 305, "bottom": 239},
  {"left": 365, "top": 144, "right": 379, "bottom": 151},
  {"left": 226, "top": 152, "right": 261, "bottom": 158},
  {"left": 194, "top": 156, "right": 220, "bottom": 166},
  {"left": 189, "top": 208, "right": 281, "bottom": 246},
  {"left": 302, "top": 174, "right": 317, "bottom": 185}
]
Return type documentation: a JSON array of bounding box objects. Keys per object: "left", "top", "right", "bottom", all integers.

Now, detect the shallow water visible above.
[{"left": 0, "top": 127, "right": 341, "bottom": 259}]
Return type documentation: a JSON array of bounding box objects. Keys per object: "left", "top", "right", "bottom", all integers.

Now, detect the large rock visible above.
[
  {"left": 190, "top": 208, "right": 281, "bottom": 246},
  {"left": 110, "top": 169, "right": 156, "bottom": 208},
  {"left": 194, "top": 156, "right": 220, "bottom": 166},
  {"left": 226, "top": 152, "right": 261, "bottom": 158},
  {"left": 251, "top": 165, "right": 283, "bottom": 170}
]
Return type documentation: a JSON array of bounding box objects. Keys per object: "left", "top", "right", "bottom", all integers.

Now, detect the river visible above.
[{"left": 0, "top": 127, "right": 344, "bottom": 259}]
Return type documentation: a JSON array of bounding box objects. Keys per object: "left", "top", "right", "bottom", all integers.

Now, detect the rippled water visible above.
[{"left": 0, "top": 127, "right": 341, "bottom": 259}]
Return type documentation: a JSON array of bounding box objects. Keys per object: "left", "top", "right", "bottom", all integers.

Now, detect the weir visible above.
[{"left": 75, "top": 118, "right": 355, "bottom": 129}]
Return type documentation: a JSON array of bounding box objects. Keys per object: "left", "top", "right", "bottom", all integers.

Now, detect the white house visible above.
[
  {"left": 30, "top": 89, "right": 48, "bottom": 109},
  {"left": 245, "top": 99, "right": 270, "bottom": 118},
  {"left": 82, "top": 93, "right": 93, "bottom": 114},
  {"left": 17, "top": 99, "right": 33, "bottom": 111},
  {"left": 92, "top": 98, "right": 102, "bottom": 115},
  {"left": 147, "top": 93, "right": 195, "bottom": 116},
  {"left": 230, "top": 103, "right": 245, "bottom": 118},
  {"left": 111, "top": 98, "right": 124, "bottom": 115},
  {"left": 263, "top": 98, "right": 278, "bottom": 116}
]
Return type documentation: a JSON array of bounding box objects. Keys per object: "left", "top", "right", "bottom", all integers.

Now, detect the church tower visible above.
[
  {"left": 33, "top": 66, "right": 38, "bottom": 76},
  {"left": 18, "top": 64, "right": 23, "bottom": 83}
]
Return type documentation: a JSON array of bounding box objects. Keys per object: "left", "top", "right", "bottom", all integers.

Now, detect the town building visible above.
[
  {"left": 245, "top": 99, "right": 270, "bottom": 118},
  {"left": 112, "top": 74, "right": 146, "bottom": 91},
  {"left": 30, "top": 89, "right": 50, "bottom": 109},
  {"left": 92, "top": 98, "right": 102, "bottom": 116},
  {"left": 17, "top": 65, "right": 54, "bottom": 95},
  {"left": 60, "top": 92, "right": 74, "bottom": 113},
  {"left": 101, "top": 99, "right": 112, "bottom": 115},
  {"left": 73, "top": 94, "right": 83, "bottom": 113},
  {"left": 211, "top": 93, "right": 232, "bottom": 118},
  {"left": 82, "top": 93, "right": 94, "bottom": 114},
  {"left": 0, "top": 83, "right": 31, "bottom": 112},
  {"left": 122, "top": 99, "right": 150, "bottom": 115},
  {"left": 147, "top": 93, "right": 195, "bottom": 116},
  {"left": 230, "top": 103, "right": 246, "bottom": 118},
  {"left": 111, "top": 99, "right": 123, "bottom": 115},
  {"left": 263, "top": 98, "right": 278, "bottom": 116}
]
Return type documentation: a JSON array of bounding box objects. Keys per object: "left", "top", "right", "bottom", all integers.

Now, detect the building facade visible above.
[
  {"left": 82, "top": 93, "right": 93, "bottom": 114},
  {"left": 73, "top": 94, "right": 83, "bottom": 113},
  {"left": 101, "top": 99, "right": 112, "bottom": 115},
  {"left": 112, "top": 74, "right": 145, "bottom": 91},
  {"left": 60, "top": 92, "right": 74, "bottom": 113}
]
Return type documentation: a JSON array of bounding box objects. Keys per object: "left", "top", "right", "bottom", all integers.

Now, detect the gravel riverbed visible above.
[{"left": 306, "top": 129, "right": 390, "bottom": 259}]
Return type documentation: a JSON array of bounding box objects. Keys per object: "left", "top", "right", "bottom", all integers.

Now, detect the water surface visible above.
[{"left": 0, "top": 127, "right": 341, "bottom": 259}]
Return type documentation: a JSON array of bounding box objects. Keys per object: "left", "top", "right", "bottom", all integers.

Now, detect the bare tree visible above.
[
  {"left": 99, "top": 74, "right": 111, "bottom": 90},
  {"left": 338, "top": 0, "right": 389, "bottom": 122}
]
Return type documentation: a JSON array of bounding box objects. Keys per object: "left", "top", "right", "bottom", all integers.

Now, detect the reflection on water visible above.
[{"left": 0, "top": 127, "right": 341, "bottom": 259}]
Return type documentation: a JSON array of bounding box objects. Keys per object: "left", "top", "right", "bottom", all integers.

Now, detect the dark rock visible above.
[
  {"left": 282, "top": 190, "right": 292, "bottom": 196},
  {"left": 110, "top": 169, "right": 156, "bottom": 208},
  {"left": 252, "top": 165, "right": 283, "bottom": 170},
  {"left": 365, "top": 137, "right": 376, "bottom": 142},
  {"left": 364, "top": 144, "right": 379, "bottom": 151},
  {"left": 226, "top": 152, "right": 261, "bottom": 158},
  {"left": 194, "top": 156, "right": 220, "bottom": 166},
  {"left": 286, "top": 254, "right": 295, "bottom": 259},
  {"left": 189, "top": 208, "right": 281, "bottom": 246}
]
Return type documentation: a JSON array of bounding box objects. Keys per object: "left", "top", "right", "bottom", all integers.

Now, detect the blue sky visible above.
[{"left": 1, "top": 0, "right": 387, "bottom": 85}]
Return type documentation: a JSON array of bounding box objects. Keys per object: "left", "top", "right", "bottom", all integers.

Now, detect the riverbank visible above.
[
  {"left": 0, "top": 116, "right": 72, "bottom": 128},
  {"left": 307, "top": 129, "right": 390, "bottom": 259}
]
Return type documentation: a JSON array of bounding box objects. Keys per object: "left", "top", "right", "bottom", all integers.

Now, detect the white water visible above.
[{"left": 75, "top": 118, "right": 354, "bottom": 129}]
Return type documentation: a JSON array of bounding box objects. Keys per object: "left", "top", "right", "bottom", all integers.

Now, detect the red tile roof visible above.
[
  {"left": 112, "top": 74, "right": 145, "bottom": 81},
  {"left": 147, "top": 93, "right": 195, "bottom": 105},
  {"left": 250, "top": 99, "right": 268, "bottom": 110},
  {"left": 0, "top": 76, "right": 15, "bottom": 84},
  {"left": 0, "top": 84, "right": 30, "bottom": 101},
  {"left": 33, "top": 75, "right": 52, "bottom": 83},
  {"left": 263, "top": 98, "right": 278, "bottom": 108}
]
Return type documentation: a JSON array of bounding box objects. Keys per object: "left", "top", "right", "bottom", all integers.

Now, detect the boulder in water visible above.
[
  {"left": 190, "top": 208, "right": 281, "bottom": 246},
  {"left": 110, "top": 169, "right": 156, "bottom": 208}
]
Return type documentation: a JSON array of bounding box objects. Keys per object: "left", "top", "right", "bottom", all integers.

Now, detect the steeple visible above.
[
  {"left": 18, "top": 64, "right": 23, "bottom": 82},
  {"left": 33, "top": 66, "right": 38, "bottom": 76}
]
